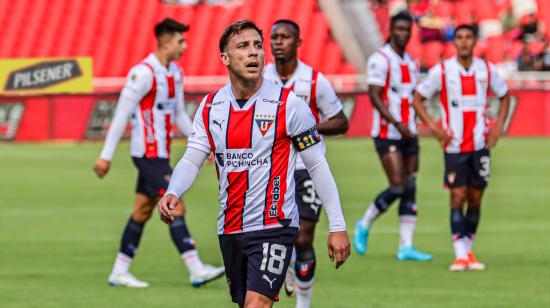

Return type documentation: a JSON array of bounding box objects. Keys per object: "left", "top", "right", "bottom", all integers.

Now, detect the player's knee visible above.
[
  {"left": 399, "top": 201, "right": 417, "bottom": 216},
  {"left": 244, "top": 293, "right": 272, "bottom": 308},
  {"left": 295, "top": 232, "right": 314, "bottom": 252},
  {"left": 132, "top": 205, "right": 154, "bottom": 223},
  {"left": 450, "top": 194, "right": 467, "bottom": 209},
  {"left": 389, "top": 175, "right": 406, "bottom": 188},
  {"left": 467, "top": 197, "right": 482, "bottom": 210}
]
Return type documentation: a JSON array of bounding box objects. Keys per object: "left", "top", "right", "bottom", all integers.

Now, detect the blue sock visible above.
[
  {"left": 119, "top": 217, "right": 144, "bottom": 258},
  {"left": 169, "top": 216, "right": 196, "bottom": 254}
]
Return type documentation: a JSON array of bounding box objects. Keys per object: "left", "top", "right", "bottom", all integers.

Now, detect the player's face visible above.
[
  {"left": 454, "top": 29, "right": 476, "bottom": 58},
  {"left": 222, "top": 28, "right": 265, "bottom": 82},
  {"left": 390, "top": 19, "right": 412, "bottom": 49},
  {"left": 270, "top": 24, "right": 300, "bottom": 61},
  {"left": 166, "top": 32, "right": 187, "bottom": 61}
]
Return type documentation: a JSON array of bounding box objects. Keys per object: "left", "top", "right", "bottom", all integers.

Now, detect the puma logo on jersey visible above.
[
  {"left": 262, "top": 274, "right": 276, "bottom": 289},
  {"left": 213, "top": 119, "right": 225, "bottom": 130}
]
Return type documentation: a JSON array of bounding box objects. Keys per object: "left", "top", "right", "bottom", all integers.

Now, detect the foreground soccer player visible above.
[
  {"left": 354, "top": 12, "right": 432, "bottom": 261},
  {"left": 263, "top": 19, "right": 349, "bottom": 308},
  {"left": 158, "top": 20, "right": 350, "bottom": 307},
  {"left": 93, "top": 18, "right": 224, "bottom": 287},
  {"left": 413, "top": 24, "right": 510, "bottom": 271}
]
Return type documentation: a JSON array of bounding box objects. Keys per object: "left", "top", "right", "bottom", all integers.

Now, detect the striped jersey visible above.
[
  {"left": 122, "top": 53, "right": 184, "bottom": 159},
  {"left": 187, "top": 79, "right": 319, "bottom": 234},
  {"left": 263, "top": 61, "right": 343, "bottom": 170},
  {"left": 367, "top": 43, "right": 418, "bottom": 139},
  {"left": 416, "top": 57, "right": 508, "bottom": 153}
]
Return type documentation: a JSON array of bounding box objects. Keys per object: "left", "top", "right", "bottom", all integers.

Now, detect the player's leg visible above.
[
  {"left": 464, "top": 186, "right": 486, "bottom": 270},
  {"left": 244, "top": 228, "right": 297, "bottom": 308},
  {"left": 168, "top": 198, "right": 225, "bottom": 286},
  {"left": 355, "top": 140, "right": 405, "bottom": 255},
  {"left": 219, "top": 233, "right": 248, "bottom": 306},
  {"left": 396, "top": 148, "right": 432, "bottom": 261},
  {"left": 108, "top": 193, "right": 155, "bottom": 287},
  {"left": 449, "top": 186, "right": 469, "bottom": 271},
  {"left": 294, "top": 219, "right": 317, "bottom": 308}
]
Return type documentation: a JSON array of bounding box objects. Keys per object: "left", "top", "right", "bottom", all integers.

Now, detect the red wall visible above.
[{"left": 1, "top": 89, "right": 549, "bottom": 141}]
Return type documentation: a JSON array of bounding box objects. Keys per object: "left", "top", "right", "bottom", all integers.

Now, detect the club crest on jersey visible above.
[{"left": 255, "top": 114, "right": 275, "bottom": 136}]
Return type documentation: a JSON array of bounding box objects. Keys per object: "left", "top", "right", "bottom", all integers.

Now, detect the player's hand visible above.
[
  {"left": 327, "top": 231, "right": 351, "bottom": 269},
  {"left": 93, "top": 158, "right": 111, "bottom": 178},
  {"left": 396, "top": 123, "right": 415, "bottom": 139},
  {"left": 485, "top": 124, "right": 503, "bottom": 149},
  {"left": 207, "top": 151, "right": 215, "bottom": 165},
  {"left": 158, "top": 194, "right": 179, "bottom": 224},
  {"left": 431, "top": 125, "right": 452, "bottom": 148}
]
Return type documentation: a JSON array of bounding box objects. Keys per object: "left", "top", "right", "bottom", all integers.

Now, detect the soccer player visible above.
[
  {"left": 158, "top": 20, "right": 350, "bottom": 307},
  {"left": 353, "top": 12, "right": 432, "bottom": 261},
  {"left": 263, "top": 19, "right": 349, "bottom": 308},
  {"left": 413, "top": 24, "right": 510, "bottom": 271},
  {"left": 92, "top": 18, "right": 224, "bottom": 287}
]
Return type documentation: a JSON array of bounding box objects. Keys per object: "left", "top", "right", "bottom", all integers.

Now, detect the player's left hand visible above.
[
  {"left": 158, "top": 194, "right": 179, "bottom": 224},
  {"left": 207, "top": 151, "right": 215, "bottom": 165},
  {"left": 93, "top": 158, "right": 111, "bottom": 178},
  {"left": 327, "top": 231, "right": 351, "bottom": 269},
  {"left": 485, "top": 125, "right": 502, "bottom": 149}
]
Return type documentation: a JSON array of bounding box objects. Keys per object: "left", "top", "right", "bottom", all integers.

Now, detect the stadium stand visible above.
[{"left": 0, "top": 0, "right": 355, "bottom": 77}]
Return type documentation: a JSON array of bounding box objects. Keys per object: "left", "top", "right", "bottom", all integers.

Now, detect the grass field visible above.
[{"left": 1, "top": 138, "right": 549, "bottom": 307}]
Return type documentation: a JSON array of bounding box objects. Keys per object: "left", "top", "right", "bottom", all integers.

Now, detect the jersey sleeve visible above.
[
  {"left": 416, "top": 64, "right": 442, "bottom": 99},
  {"left": 366, "top": 53, "right": 388, "bottom": 87},
  {"left": 315, "top": 72, "right": 343, "bottom": 119},
  {"left": 489, "top": 63, "right": 509, "bottom": 98},
  {"left": 286, "top": 91, "right": 321, "bottom": 151},
  {"left": 186, "top": 96, "right": 212, "bottom": 154},
  {"left": 120, "top": 64, "right": 153, "bottom": 102}
]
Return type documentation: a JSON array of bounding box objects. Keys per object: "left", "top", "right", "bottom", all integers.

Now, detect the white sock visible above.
[
  {"left": 182, "top": 249, "right": 204, "bottom": 276},
  {"left": 295, "top": 278, "right": 314, "bottom": 308},
  {"left": 399, "top": 215, "right": 417, "bottom": 249},
  {"left": 111, "top": 252, "right": 132, "bottom": 276},
  {"left": 452, "top": 238, "right": 468, "bottom": 260},
  {"left": 361, "top": 203, "right": 380, "bottom": 228},
  {"left": 464, "top": 236, "right": 474, "bottom": 253}
]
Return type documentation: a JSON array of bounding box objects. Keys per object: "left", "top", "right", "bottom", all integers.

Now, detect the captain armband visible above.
[{"left": 291, "top": 127, "right": 322, "bottom": 152}]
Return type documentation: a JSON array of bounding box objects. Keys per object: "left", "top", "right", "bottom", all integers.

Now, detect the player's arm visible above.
[
  {"left": 93, "top": 65, "right": 152, "bottom": 178},
  {"left": 367, "top": 55, "right": 413, "bottom": 138},
  {"left": 174, "top": 92, "right": 193, "bottom": 137},
  {"left": 287, "top": 92, "right": 350, "bottom": 269},
  {"left": 485, "top": 64, "right": 511, "bottom": 149},
  {"left": 314, "top": 73, "right": 348, "bottom": 135},
  {"left": 412, "top": 65, "right": 452, "bottom": 147},
  {"left": 158, "top": 97, "right": 212, "bottom": 224}
]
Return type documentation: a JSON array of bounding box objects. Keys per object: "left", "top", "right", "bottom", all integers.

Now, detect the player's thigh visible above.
[
  {"left": 244, "top": 228, "right": 297, "bottom": 302},
  {"left": 466, "top": 186, "right": 485, "bottom": 209},
  {"left": 219, "top": 233, "right": 247, "bottom": 305},
  {"left": 379, "top": 150, "right": 406, "bottom": 187},
  {"left": 402, "top": 138, "right": 420, "bottom": 175},
  {"left": 295, "top": 219, "right": 317, "bottom": 252},
  {"left": 403, "top": 153, "right": 419, "bottom": 175},
  {"left": 132, "top": 193, "right": 156, "bottom": 222},
  {"left": 244, "top": 290, "right": 274, "bottom": 308}
]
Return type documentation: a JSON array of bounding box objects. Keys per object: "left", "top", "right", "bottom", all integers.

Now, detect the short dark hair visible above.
[
  {"left": 454, "top": 24, "right": 478, "bottom": 38},
  {"left": 390, "top": 11, "right": 413, "bottom": 27},
  {"left": 273, "top": 19, "right": 300, "bottom": 38},
  {"left": 154, "top": 18, "right": 189, "bottom": 39},
  {"left": 219, "top": 19, "right": 263, "bottom": 52}
]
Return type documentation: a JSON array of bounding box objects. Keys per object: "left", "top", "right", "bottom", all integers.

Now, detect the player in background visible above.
[
  {"left": 92, "top": 18, "right": 224, "bottom": 288},
  {"left": 354, "top": 12, "right": 432, "bottom": 261},
  {"left": 158, "top": 20, "right": 350, "bottom": 307},
  {"left": 263, "top": 19, "right": 349, "bottom": 308},
  {"left": 413, "top": 24, "right": 510, "bottom": 271}
]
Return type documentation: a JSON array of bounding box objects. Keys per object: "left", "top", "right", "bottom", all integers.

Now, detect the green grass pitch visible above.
[{"left": 1, "top": 138, "right": 549, "bottom": 307}]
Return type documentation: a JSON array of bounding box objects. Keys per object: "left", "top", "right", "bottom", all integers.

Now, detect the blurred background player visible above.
[
  {"left": 92, "top": 18, "right": 224, "bottom": 287},
  {"left": 263, "top": 19, "right": 349, "bottom": 308},
  {"left": 354, "top": 12, "right": 432, "bottom": 261},
  {"left": 158, "top": 20, "right": 350, "bottom": 308},
  {"left": 413, "top": 24, "right": 510, "bottom": 272}
]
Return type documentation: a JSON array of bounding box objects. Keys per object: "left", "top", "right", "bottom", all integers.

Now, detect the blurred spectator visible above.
[
  {"left": 518, "top": 13, "right": 546, "bottom": 42},
  {"left": 517, "top": 43, "right": 535, "bottom": 71},
  {"left": 500, "top": 6, "right": 517, "bottom": 34},
  {"left": 418, "top": 9, "right": 445, "bottom": 42},
  {"left": 444, "top": 17, "right": 456, "bottom": 42}
]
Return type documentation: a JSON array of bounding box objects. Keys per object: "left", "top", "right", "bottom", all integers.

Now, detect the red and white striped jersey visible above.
[
  {"left": 122, "top": 53, "right": 184, "bottom": 159},
  {"left": 187, "top": 79, "right": 318, "bottom": 234},
  {"left": 416, "top": 57, "right": 508, "bottom": 153},
  {"left": 367, "top": 44, "right": 418, "bottom": 139},
  {"left": 263, "top": 61, "right": 342, "bottom": 170}
]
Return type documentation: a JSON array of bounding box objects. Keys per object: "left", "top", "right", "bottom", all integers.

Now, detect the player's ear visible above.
[
  {"left": 221, "top": 52, "right": 230, "bottom": 66},
  {"left": 297, "top": 38, "right": 303, "bottom": 48}
]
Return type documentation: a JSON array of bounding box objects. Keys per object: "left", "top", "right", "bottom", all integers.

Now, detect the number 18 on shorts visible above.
[{"left": 218, "top": 227, "right": 297, "bottom": 304}]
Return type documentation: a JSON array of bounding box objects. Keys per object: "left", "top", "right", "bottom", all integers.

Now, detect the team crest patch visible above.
[
  {"left": 447, "top": 172, "right": 456, "bottom": 185},
  {"left": 255, "top": 114, "right": 275, "bottom": 136}
]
